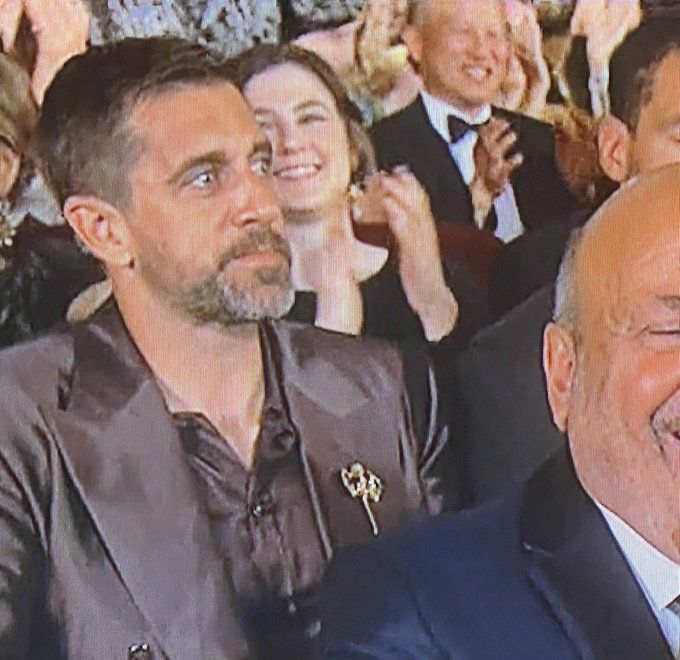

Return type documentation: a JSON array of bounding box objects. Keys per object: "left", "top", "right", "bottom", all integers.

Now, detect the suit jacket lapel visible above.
[
  {"left": 405, "top": 97, "right": 474, "bottom": 224},
  {"left": 48, "top": 305, "right": 248, "bottom": 659},
  {"left": 521, "top": 450, "right": 672, "bottom": 660},
  {"left": 266, "top": 321, "right": 426, "bottom": 550}
]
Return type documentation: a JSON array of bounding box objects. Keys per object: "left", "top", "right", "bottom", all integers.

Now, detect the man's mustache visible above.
[{"left": 219, "top": 227, "right": 291, "bottom": 268}]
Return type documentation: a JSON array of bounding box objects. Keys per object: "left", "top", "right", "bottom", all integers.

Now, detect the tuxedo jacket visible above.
[
  {"left": 370, "top": 96, "right": 578, "bottom": 231},
  {"left": 318, "top": 449, "right": 673, "bottom": 659},
  {"left": 0, "top": 305, "right": 450, "bottom": 660}
]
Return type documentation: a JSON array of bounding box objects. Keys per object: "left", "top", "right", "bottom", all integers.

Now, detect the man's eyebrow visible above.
[{"left": 168, "top": 150, "right": 228, "bottom": 184}]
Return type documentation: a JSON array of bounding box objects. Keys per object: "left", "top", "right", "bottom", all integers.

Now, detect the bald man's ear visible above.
[
  {"left": 543, "top": 322, "right": 576, "bottom": 433},
  {"left": 63, "top": 195, "right": 134, "bottom": 269},
  {"left": 597, "top": 115, "right": 632, "bottom": 183},
  {"left": 401, "top": 25, "right": 423, "bottom": 69}
]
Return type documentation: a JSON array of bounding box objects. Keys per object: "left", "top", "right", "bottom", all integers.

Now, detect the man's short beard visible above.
[{"left": 143, "top": 227, "right": 295, "bottom": 328}]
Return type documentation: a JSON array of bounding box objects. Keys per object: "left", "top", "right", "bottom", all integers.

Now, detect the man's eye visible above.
[
  {"left": 251, "top": 157, "right": 271, "bottom": 177},
  {"left": 189, "top": 169, "right": 217, "bottom": 189}
]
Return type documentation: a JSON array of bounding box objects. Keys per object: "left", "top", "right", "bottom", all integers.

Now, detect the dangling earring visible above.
[{"left": 348, "top": 182, "right": 363, "bottom": 222}]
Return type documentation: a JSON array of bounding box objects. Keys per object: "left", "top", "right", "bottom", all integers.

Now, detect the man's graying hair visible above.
[
  {"left": 553, "top": 227, "right": 585, "bottom": 336},
  {"left": 37, "top": 38, "right": 236, "bottom": 208}
]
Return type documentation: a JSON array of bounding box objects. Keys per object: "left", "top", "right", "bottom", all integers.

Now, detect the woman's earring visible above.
[{"left": 348, "top": 182, "right": 363, "bottom": 222}]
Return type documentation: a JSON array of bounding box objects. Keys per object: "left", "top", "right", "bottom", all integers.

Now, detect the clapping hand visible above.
[
  {"left": 377, "top": 168, "right": 459, "bottom": 341},
  {"left": 470, "top": 118, "right": 523, "bottom": 228}
]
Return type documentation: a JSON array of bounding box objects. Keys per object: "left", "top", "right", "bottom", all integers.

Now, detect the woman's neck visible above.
[{"left": 288, "top": 201, "right": 388, "bottom": 292}]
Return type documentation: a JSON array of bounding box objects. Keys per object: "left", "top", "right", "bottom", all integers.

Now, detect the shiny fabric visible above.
[{"left": 0, "top": 303, "right": 451, "bottom": 659}]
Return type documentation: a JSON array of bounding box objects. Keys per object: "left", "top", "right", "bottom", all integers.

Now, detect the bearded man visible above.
[{"left": 0, "top": 38, "right": 451, "bottom": 660}]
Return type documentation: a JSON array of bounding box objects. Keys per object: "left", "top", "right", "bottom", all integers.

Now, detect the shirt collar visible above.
[
  {"left": 420, "top": 91, "right": 492, "bottom": 143},
  {"left": 596, "top": 501, "right": 680, "bottom": 610},
  {"left": 157, "top": 322, "right": 284, "bottom": 418}
]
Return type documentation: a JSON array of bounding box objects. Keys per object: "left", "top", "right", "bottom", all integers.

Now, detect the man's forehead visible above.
[
  {"left": 128, "top": 82, "right": 261, "bottom": 164},
  {"left": 130, "top": 82, "right": 253, "bottom": 137},
  {"left": 576, "top": 170, "right": 680, "bottom": 326}
]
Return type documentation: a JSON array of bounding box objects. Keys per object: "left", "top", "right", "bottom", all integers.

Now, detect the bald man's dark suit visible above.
[{"left": 317, "top": 449, "right": 674, "bottom": 659}]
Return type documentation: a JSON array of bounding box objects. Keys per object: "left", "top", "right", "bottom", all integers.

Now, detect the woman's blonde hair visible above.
[{"left": 0, "top": 53, "right": 36, "bottom": 155}]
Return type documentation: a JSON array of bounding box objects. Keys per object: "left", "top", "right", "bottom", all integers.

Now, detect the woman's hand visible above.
[{"left": 378, "top": 170, "right": 459, "bottom": 342}]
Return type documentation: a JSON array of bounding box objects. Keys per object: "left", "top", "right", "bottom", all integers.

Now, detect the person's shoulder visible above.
[
  {"left": 495, "top": 107, "right": 553, "bottom": 136},
  {"left": 392, "top": 488, "right": 521, "bottom": 559},
  {"left": 334, "top": 489, "right": 524, "bottom": 599},
  {"left": 370, "top": 98, "right": 423, "bottom": 137},
  {"left": 0, "top": 326, "right": 74, "bottom": 408},
  {"left": 273, "top": 319, "right": 403, "bottom": 372},
  {"left": 0, "top": 327, "right": 75, "bottom": 480},
  {"left": 494, "top": 107, "right": 556, "bottom": 155},
  {"left": 470, "top": 285, "right": 553, "bottom": 354}
]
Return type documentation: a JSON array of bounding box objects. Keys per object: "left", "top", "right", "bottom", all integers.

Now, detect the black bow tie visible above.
[{"left": 447, "top": 115, "right": 485, "bottom": 143}]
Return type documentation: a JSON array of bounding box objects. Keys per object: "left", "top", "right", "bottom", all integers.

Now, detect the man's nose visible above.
[{"left": 231, "top": 173, "right": 284, "bottom": 230}]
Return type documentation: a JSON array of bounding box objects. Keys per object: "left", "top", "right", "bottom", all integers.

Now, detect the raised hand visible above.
[
  {"left": 10, "top": 0, "right": 91, "bottom": 103},
  {"left": 0, "top": 0, "right": 23, "bottom": 52},
  {"left": 471, "top": 118, "right": 523, "bottom": 228},
  {"left": 378, "top": 169, "right": 459, "bottom": 341}
]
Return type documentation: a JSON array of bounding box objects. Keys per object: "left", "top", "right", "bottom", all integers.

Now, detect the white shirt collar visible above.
[
  {"left": 595, "top": 501, "right": 680, "bottom": 611},
  {"left": 420, "top": 91, "right": 492, "bottom": 143}
]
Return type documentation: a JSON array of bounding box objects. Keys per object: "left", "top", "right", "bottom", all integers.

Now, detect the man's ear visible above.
[
  {"left": 63, "top": 195, "right": 134, "bottom": 268},
  {"left": 543, "top": 322, "right": 576, "bottom": 433},
  {"left": 0, "top": 142, "right": 21, "bottom": 198},
  {"left": 597, "top": 115, "right": 632, "bottom": 183},
  {"left": 401, "top": 25, "right": 423, "bottom": 69}
]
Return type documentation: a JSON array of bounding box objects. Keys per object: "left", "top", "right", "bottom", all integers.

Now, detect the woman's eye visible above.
[{"left": 299, "top": 112, "right": 326, "bottom": 125}]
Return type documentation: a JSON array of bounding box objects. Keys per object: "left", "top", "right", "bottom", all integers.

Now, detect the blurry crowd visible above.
[
  {"left": 0, "top": 0, "right": 678, "bottom": 658},
  {"left": 0, "top": 0, "right": 675, "bottom": 343}
]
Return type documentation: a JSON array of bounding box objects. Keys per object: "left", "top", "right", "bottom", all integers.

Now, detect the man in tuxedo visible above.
[
  {"left": 370, "top": 0, "right": 577, "bottom": 242},
  {"left": 0, "top": 39, "right": 451, "bottom": 659},
  {"left": 318, "top": 164, "right": 680, "bottom": 659},
  {"left": 450, "top": 18, "right": 680, "bottom": 507}
]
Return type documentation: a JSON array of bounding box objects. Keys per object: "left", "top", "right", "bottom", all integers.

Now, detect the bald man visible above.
[{"left": 317, "top": 165, "right": 680, "bottom": 659}]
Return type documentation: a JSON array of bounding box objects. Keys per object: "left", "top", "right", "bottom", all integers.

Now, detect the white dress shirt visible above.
[
  {"left": 596, "top": 501, "right": 680, "bottom": 657},
  {"left": 420, "top": 92, "right": 524, "bottom": 243}
]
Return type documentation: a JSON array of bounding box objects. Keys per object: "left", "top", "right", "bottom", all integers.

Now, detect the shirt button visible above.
[{"left": 251, "top": 503, "right": 265, "bottom": 518}]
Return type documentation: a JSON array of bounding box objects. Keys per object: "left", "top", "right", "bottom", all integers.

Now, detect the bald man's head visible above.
[
  {"left": 554, "top": 164, "right": 680, "bottom": 337},
  {"left": 545, "top": 163, "right": 680, "bottom": 562}
]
